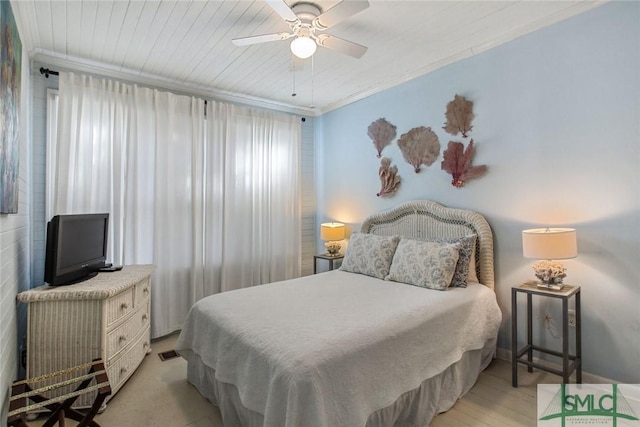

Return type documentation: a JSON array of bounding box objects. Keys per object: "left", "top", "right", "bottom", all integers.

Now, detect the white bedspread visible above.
[{"left": 176, "top": 270, "right": 501, "bottom": 427}]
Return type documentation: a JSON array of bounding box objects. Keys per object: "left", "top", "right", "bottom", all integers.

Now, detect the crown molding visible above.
[{"left": 30, "top": 49, "right": 319, "bottom": 118}]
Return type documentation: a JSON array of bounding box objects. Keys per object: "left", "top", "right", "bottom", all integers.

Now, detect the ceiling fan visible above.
[{"left": 232, "top": 0, "right": 369, "bottom": 59}]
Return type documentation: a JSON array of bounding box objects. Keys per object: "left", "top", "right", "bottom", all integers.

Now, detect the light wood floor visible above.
[
  {"left": 28, "top": 334, "right": 561, "bottom": 427},
  {"left": 430, "top": 355, "right": 562, "bottom": 427}
]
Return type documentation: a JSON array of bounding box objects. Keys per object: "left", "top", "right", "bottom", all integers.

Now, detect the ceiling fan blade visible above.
[
  {"left": 316, "top": 34, "right": 368, "bottom": 58},
  {"left": 232, "top": 32, "right": 292, "bottom": 46},
  {"left": 266, "top": 0, "right": 299, "bottom": 23},
  {"left": 313, "top": 1, "right": 369, "bottom": 30}
]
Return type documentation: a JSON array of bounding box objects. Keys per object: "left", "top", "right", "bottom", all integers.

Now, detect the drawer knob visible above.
[
  {"left": 119, "top": 335, "right": 127, "bottom": 343},
  {"left": 120, "top": 302, "right": 129, "bottom": 310},
  {"left": 142, "top": 313, "right": 149, "bottom": 321},
  {"left": 143, "top": 288, "right": 149, "bottom": 294},
  {"left": 121, "top": 366, "right": 128, "bottom": 374}
]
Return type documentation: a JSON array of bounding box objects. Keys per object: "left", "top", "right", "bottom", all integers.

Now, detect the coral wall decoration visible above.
[
  {"left": 443, "top": 94, "right": 474, "bottom": 138},
  {"left": 397, "top": 126, "right": 440, "bottom": 173},
  {"left": 441, "top": 139, "right": 487, "bottom": 188},
  {"left": 368, "top": 118, "right": 397, "bottom": 158},
  {"left": 377, "top": 157, "right": 400, "bottom": 197}
]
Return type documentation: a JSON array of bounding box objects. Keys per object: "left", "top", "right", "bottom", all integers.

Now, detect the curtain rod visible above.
[
  {"left": 40, "top": 67, "right": 59, "bottom": 78},
  {"left": 39, "top": 67, "right": 208, "bottom": 118},
  {"left": 37, "top": 67, "right": 305, "bottom": 121}
]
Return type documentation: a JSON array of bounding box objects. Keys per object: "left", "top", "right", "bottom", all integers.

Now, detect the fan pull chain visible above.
[
  {"left": 291, "top": 55, "right": 297, "bottom": 97},
  {"left": 310, "top": 55, "right": 315, "bottom": 109}
]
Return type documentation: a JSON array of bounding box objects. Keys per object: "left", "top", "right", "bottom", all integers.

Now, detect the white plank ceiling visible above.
[{"left": 12, "top": 0, "right": 605, "bottom": 115}]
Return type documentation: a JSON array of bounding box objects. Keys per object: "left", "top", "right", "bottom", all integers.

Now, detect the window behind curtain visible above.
[{"left": 45, "top": 78, "right": 315, "bottom": 337}]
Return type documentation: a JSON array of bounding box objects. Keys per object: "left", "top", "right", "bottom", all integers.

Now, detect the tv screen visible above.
[{"left": 44, "top": 213, "right": 109, "bottom": 286}]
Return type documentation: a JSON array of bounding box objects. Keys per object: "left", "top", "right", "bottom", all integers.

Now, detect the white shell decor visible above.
[
  {"left": 532, "top": 260, "right": 567, "bottom": 285},
  {"left": 325, "top": 241, "right": 342, "bottom": 255}
]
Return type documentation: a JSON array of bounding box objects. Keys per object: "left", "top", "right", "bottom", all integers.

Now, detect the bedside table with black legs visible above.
[
  {"left": 511, "top": 282, "right": 582, "bottom": 387},
  {"left": 313, "top": 254, "right": 344, "bottom": 274}
]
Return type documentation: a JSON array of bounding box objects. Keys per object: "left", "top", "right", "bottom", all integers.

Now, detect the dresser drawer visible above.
[
  {"left": 107, "top": 326, "right": 151, "bottom": 395},
  {"left": 105, "top": 300, "right": 150, "bottom": 361},
  {"left": 135, "top": 278, "right": 151, "bottom": 304},
  {"left": 105, "top": 287, "right": 135, "bottom": 328}
]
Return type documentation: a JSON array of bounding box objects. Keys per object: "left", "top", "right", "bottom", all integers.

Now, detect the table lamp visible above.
[
  {"left": 522, "top": 228, "right": 577, "bottom": 290},
  {"left": 320, "top": 222, "right": 345, "bottom": 256}
]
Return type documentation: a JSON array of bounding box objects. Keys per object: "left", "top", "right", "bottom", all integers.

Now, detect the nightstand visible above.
[
  {"left": 511, "top": 281, "right": 582, "bottom": 387},
  {"left": 313, "top": 254, "right": 344, "bottom": 274}
]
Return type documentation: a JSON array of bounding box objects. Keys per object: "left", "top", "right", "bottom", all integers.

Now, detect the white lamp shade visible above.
[
  {"left": 320, "top": 222, "right": 345, "bottom": 241},
  {"left": 290, "top": 36, "right": 317, "bottom": 59},
  {"left": 522, "top": 228, "right": 577, "bottom": 260}
]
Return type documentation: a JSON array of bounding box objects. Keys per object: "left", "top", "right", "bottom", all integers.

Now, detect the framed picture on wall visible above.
[{"left": 1, "top": 0, "right": 22, "bottom": 214}]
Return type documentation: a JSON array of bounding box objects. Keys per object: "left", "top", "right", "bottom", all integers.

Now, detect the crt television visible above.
[{"left": 44, "top": 213, "right": 109, "bottom": 286}]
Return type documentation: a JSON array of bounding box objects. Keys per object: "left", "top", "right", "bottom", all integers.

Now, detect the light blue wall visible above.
[{"left": 316, "top": 2, "right": 640, "bottom": 382}]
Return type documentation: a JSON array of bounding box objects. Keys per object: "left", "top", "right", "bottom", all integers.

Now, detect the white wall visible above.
[
  {"left": 0, "top": 40, "right": 32, "bottom": 419},
  {"left": 315, "top": 2, "right": 640, "bottom": 382}
]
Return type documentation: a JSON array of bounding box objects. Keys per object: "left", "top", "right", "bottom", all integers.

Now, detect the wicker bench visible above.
[{"left": 8, "top": 359, "right": 111, "bottom": 427}]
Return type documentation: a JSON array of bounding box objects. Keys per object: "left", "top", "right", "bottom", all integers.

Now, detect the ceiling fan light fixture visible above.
[{"left": 290, "top": 36, "right": 317, "bottom": 59}]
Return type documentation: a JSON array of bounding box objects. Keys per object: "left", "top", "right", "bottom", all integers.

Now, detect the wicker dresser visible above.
[{"left": 17, "top": 265, "right": 155, "bottom": 408}]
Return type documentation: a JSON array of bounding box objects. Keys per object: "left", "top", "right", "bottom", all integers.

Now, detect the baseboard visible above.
[{"left": 495, "top": 347, "right": 615, "bottom": 384}]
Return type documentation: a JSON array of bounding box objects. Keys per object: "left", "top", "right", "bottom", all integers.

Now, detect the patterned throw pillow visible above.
[
  {"left": 339, "top": 233, "right": 400, "bottom": 279},
  {"left": 386, "top": 239, "right": 461, "bottom": 290},
  {"left": 438, "top": 234, "right": 477, "bottom": 288}
]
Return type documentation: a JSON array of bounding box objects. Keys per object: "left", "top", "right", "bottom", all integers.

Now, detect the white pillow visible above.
[
  {"left": 386, "top": 239, "right": 460, "bottom": 290},
  {"left": 339, "top": 233, "right": 400, "bottom": 279}
]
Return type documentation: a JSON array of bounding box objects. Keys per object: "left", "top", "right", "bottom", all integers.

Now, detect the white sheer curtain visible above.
[
  {"left": 49, "top": 72, "right": 301, "bottom": 337},
  {"left": 50, "top": 74, "right": 131, "bottom": 262},
  {"left": 123, "top": 87, "right": 205, "bottom": 336},
  {"left": 202, "top": 101, "right": 301, "bottom": 295}
]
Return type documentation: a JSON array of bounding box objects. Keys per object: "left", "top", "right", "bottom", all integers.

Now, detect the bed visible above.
[{"left": 176, "top": 200, "right": 502, "bottom": 427}]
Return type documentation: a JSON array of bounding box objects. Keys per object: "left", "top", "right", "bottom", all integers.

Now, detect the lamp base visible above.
[
  {"left": 323, "top": 252, "right": 343, "bottom": 258},
  {"left": 536, "top": 282, "right": 564, "bottom": 291},
  {"left": 325, "top": 241, "right": 342, "bottom": 256}
]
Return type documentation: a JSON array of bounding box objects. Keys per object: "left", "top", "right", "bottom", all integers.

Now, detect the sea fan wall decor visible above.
[
  {"left": 377, "top": 157, "right": 400, "bottom": 197},
  {"left": 441, "top": 139, "right": 487, "bottom": 188},
  {"left": 397, "top": 126, "right": 440, "bottom": 173},
  {"left": 368, "top": 118, "right": 397, "bottom": 158},
  {"left": 443, "top": 95, "right": 474, "bottom": 138}
]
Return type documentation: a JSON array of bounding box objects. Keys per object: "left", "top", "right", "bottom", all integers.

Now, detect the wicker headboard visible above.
[{"left": 360, "top": 200, "right": 495, "bottom": 291}]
